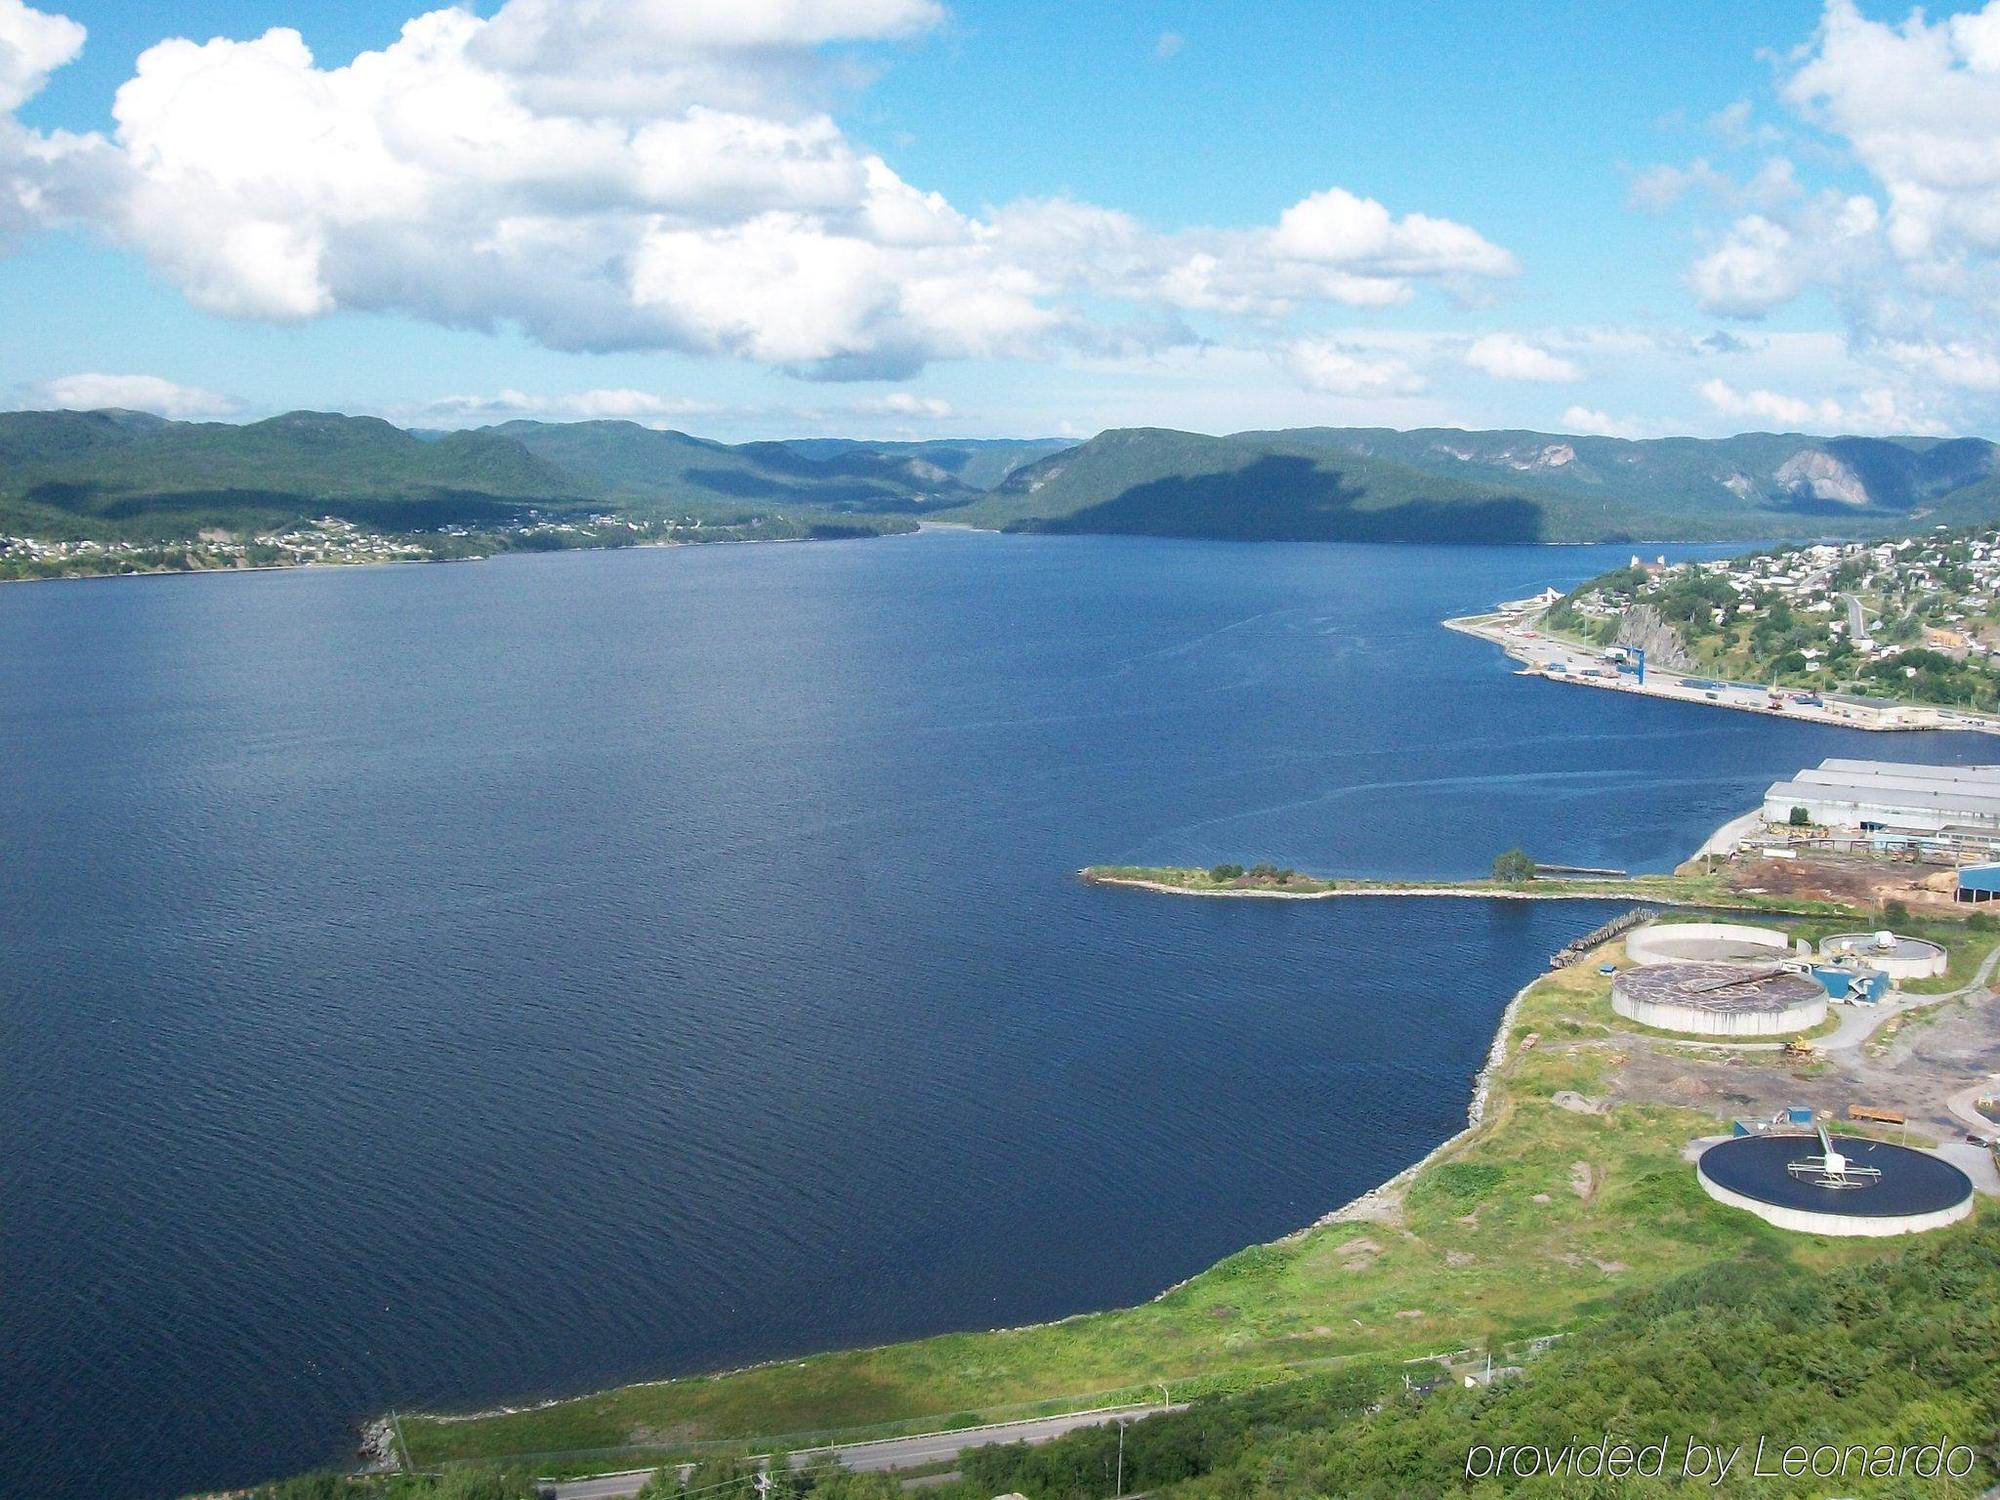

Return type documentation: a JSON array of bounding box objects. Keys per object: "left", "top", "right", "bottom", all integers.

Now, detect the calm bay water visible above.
[{"left": 2, "top": 533, "right": 1989, "bottom": 1499}]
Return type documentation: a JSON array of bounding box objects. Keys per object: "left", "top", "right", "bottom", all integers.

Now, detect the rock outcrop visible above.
[
  {"left": 1776, "top": 448, "right": 1871, "bottom": 506},
  {"left": 1614, "top": 602, "right": 1696, "bottom": 670}
]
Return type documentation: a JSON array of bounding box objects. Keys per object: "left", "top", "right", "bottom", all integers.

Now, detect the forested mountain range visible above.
[
  {"left": 961, "top": 425, "right": 2000, "bottom": 543},
  {"left": 3, "top": 406, "right": 1995, "bottom": 546}
]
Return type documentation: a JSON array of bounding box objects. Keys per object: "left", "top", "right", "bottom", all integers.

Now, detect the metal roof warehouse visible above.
[{"left": 1764, "top": 758, "right": 2000, "bottom": 834}]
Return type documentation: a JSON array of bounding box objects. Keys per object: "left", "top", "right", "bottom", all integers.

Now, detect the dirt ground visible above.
[
  {"left": 1603, "top": 981, "right": 2000, "bottom": 1147},
  {"left": 1723, "top": 850, "right": 1966, "bottom": 913}
]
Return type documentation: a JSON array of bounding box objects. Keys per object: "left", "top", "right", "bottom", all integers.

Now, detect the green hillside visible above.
[
  {"left": 486, "top": 425, "right": 1066, "bottom": 513},
  {"left": 1241, "top": 425, "right": 2000, "bottom": 516},
  {"left": 952, "top": 427, "right": 1549, "bottom": 541},
  {"left": 955, "top": 425, "right": 2000, "bottom": 544},
  {"left": 0, "top": 411, "right": 1039, "bottom": 542},
  {"left": 488, "top": 420, "right": 993, "bottom": 514},
  {"left": 0, "top": 410, "right": 584, "bottom": 540}
]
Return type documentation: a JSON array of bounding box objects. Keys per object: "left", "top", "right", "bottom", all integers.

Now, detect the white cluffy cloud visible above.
[
  {"left": 1687, "top": 216, "right": 1802, "bottom": 318},
  {"left": 1463, "top": 333, "right": 1581, "bottom": 382},
  {"left": 1627, "top": 155, "right": 1798, "bottom": 217},
  {"left": 0, "top": 0, "right": 1518, "bottom": 379},
  {"left": 1697, "top": 376, "right": 1944, "bottom": 435},
  {"left": 1560, "top": 405, "right": 1645, "bottom": 438},
  {"left": 1671, "top": 0, "right": 2000, "bottom": 324},
  {"left": 1686, "top": 196, "right": 1878, "bottom": 318},
  {"left": 1787, "top": 0, "right": 2000, "bottom": 276},
  {"left": 1875, "top": 338, "right": 2000, "bottom": 392},
  {"left": 0, "top": 0, "right": 109, "bottom": 244},
  {"left": 852, "top": 391, "right": 952, "bottom": 418},
  {"left": 32, "top": 371, "right": 234, "bottom": 416},
  {"left": 1280, "top": 337, "right": 1428, "bottom": 397},
  {"left": 0, "top": 0, "right": 79, "bottom": 110},
  {"left": 421, "top": 388, "right": 723, "bottom": 423}
]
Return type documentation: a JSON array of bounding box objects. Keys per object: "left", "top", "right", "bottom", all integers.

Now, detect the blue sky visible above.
[{"left": 3, "top": 0, "right": 1999, "bottom": 439}]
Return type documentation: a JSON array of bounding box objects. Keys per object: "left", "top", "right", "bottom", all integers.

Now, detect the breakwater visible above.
[{"left": 1549, "top": 908, "right": 1657, "bottom": 969}]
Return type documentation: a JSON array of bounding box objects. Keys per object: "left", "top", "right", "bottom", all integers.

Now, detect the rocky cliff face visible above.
[
  {"left": 1615, "top": 602, "right": 1696, "bottom": 670},
  {"left": 1775, "top": 449, "right": 1871, "bottom": 506}
]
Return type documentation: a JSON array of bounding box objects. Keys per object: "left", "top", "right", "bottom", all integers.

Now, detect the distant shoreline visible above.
[{"left": 0, "top": 526, "right": 903, "bottom": 589}]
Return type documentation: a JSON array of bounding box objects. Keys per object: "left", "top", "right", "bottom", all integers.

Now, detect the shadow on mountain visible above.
[
  {"left": 734, "top": 441, "right": 966, "bottom": 486},
  {"left": 683, "top": 467, "right": 973, "bottom": 515},
  {"left": 35, "top": 480, "right": 555, "bottom": 531},
  {"left": 1015, "top": 454, "right": 1544, "bottom": 543},
  {"left": 1782, "top": 495, "right": 1883, "bottom": 521},
  {"left": 333, "top": 493, "right": 556, "bottom": 529}
]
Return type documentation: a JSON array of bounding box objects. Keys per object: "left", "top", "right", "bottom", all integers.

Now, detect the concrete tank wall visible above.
[
  {"left": 1817, "top": 932, "right": 1947, "bottom": 980},
  {"left": 1697, "top": 1162, "right": 1974, "bottom": 1236},
  {"left": 1613, "top": 989, "right": 1826, "bottom": 1037},
  {"left": 1624, "top": 922, "right": 1792, "bottom": 966}
]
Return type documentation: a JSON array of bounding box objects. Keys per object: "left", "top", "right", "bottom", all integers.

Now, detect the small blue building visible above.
[
  {"left": 1956, "top": 863, "right": 2000, "bottom": 904},
  {"left": 1813, "top": 966, "right": 1890, "bottom": 1004}
]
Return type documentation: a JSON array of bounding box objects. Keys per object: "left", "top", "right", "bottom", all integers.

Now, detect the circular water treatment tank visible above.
[
  {"left": 1611, "top": 961, "right": 1826, "bottom": 1037},
  {"left": 1697, "top": 1133, "right": 1974, "bottom": 1236},
  {"left": 1624, "top": 921, "right": 1792, "bottom": 966},
  {"left": 1818, "top": 931, "right": 1947, "bottom": 980}
]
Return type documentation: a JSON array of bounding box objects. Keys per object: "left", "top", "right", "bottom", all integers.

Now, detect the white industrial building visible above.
[{"left": 1763, "top": 758, "right": 2000, "bottom": 836}]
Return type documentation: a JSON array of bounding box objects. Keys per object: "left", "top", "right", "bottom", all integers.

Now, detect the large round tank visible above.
[
  {"left": 1697, "top": 1133, "right": 1974, "bottom": 1236},
  {"left": 1611, "top": 961, "right": 1826, "bottom": 1037},
  {"left": 1817, "top": 931, "right": 1946, "bottom": 981},
  {"left": 1624, "top": 921, "right": 1792, "bottom": 966}
]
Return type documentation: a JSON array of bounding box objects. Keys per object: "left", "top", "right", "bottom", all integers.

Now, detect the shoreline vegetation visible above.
[{"left": 381, "top": 842, "right": 1987, "bottom": 1483}]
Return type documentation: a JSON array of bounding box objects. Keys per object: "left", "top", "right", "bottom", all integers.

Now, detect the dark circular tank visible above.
[{"left": 1699, "top": 1133, "right": 1973, "bottom": 1219}]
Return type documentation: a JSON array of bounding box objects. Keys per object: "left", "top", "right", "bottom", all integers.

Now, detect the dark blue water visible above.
[{"left": 3, "top": 534, "right": 1990, "bottom": 1500}]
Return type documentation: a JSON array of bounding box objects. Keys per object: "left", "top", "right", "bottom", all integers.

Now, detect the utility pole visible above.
[{"left": 1116, "top": 1418, "right": 1126, "bottom": 1498}]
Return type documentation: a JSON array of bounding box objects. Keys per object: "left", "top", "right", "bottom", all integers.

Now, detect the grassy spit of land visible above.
[
  {"left": 1077, "top": 863, "right": 1858, "bottom": 916},
  {"left": 396, "top": 900, "right": 1971, "bottom": 1473}
]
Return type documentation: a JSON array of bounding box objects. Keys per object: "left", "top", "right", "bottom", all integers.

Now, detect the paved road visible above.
[
  {"left": 1936, "top": 1141, "right": 2000, "bottom": 1196},
  {"left": 1821, "top": 941, "right": 2000, "bottom": 1054},
  {"left": 1947, "top": 1080, "right": 2000, "bottom": 1138},
  {"left": 1844, "top": 591, "right": 1869, "bottom": 642},
  {"left": 548, "top": 1404, "right": 1181, "bottom": 1500},
  {"left": 553, "top": 1473, "right": 672, "bottom": 1500}
]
